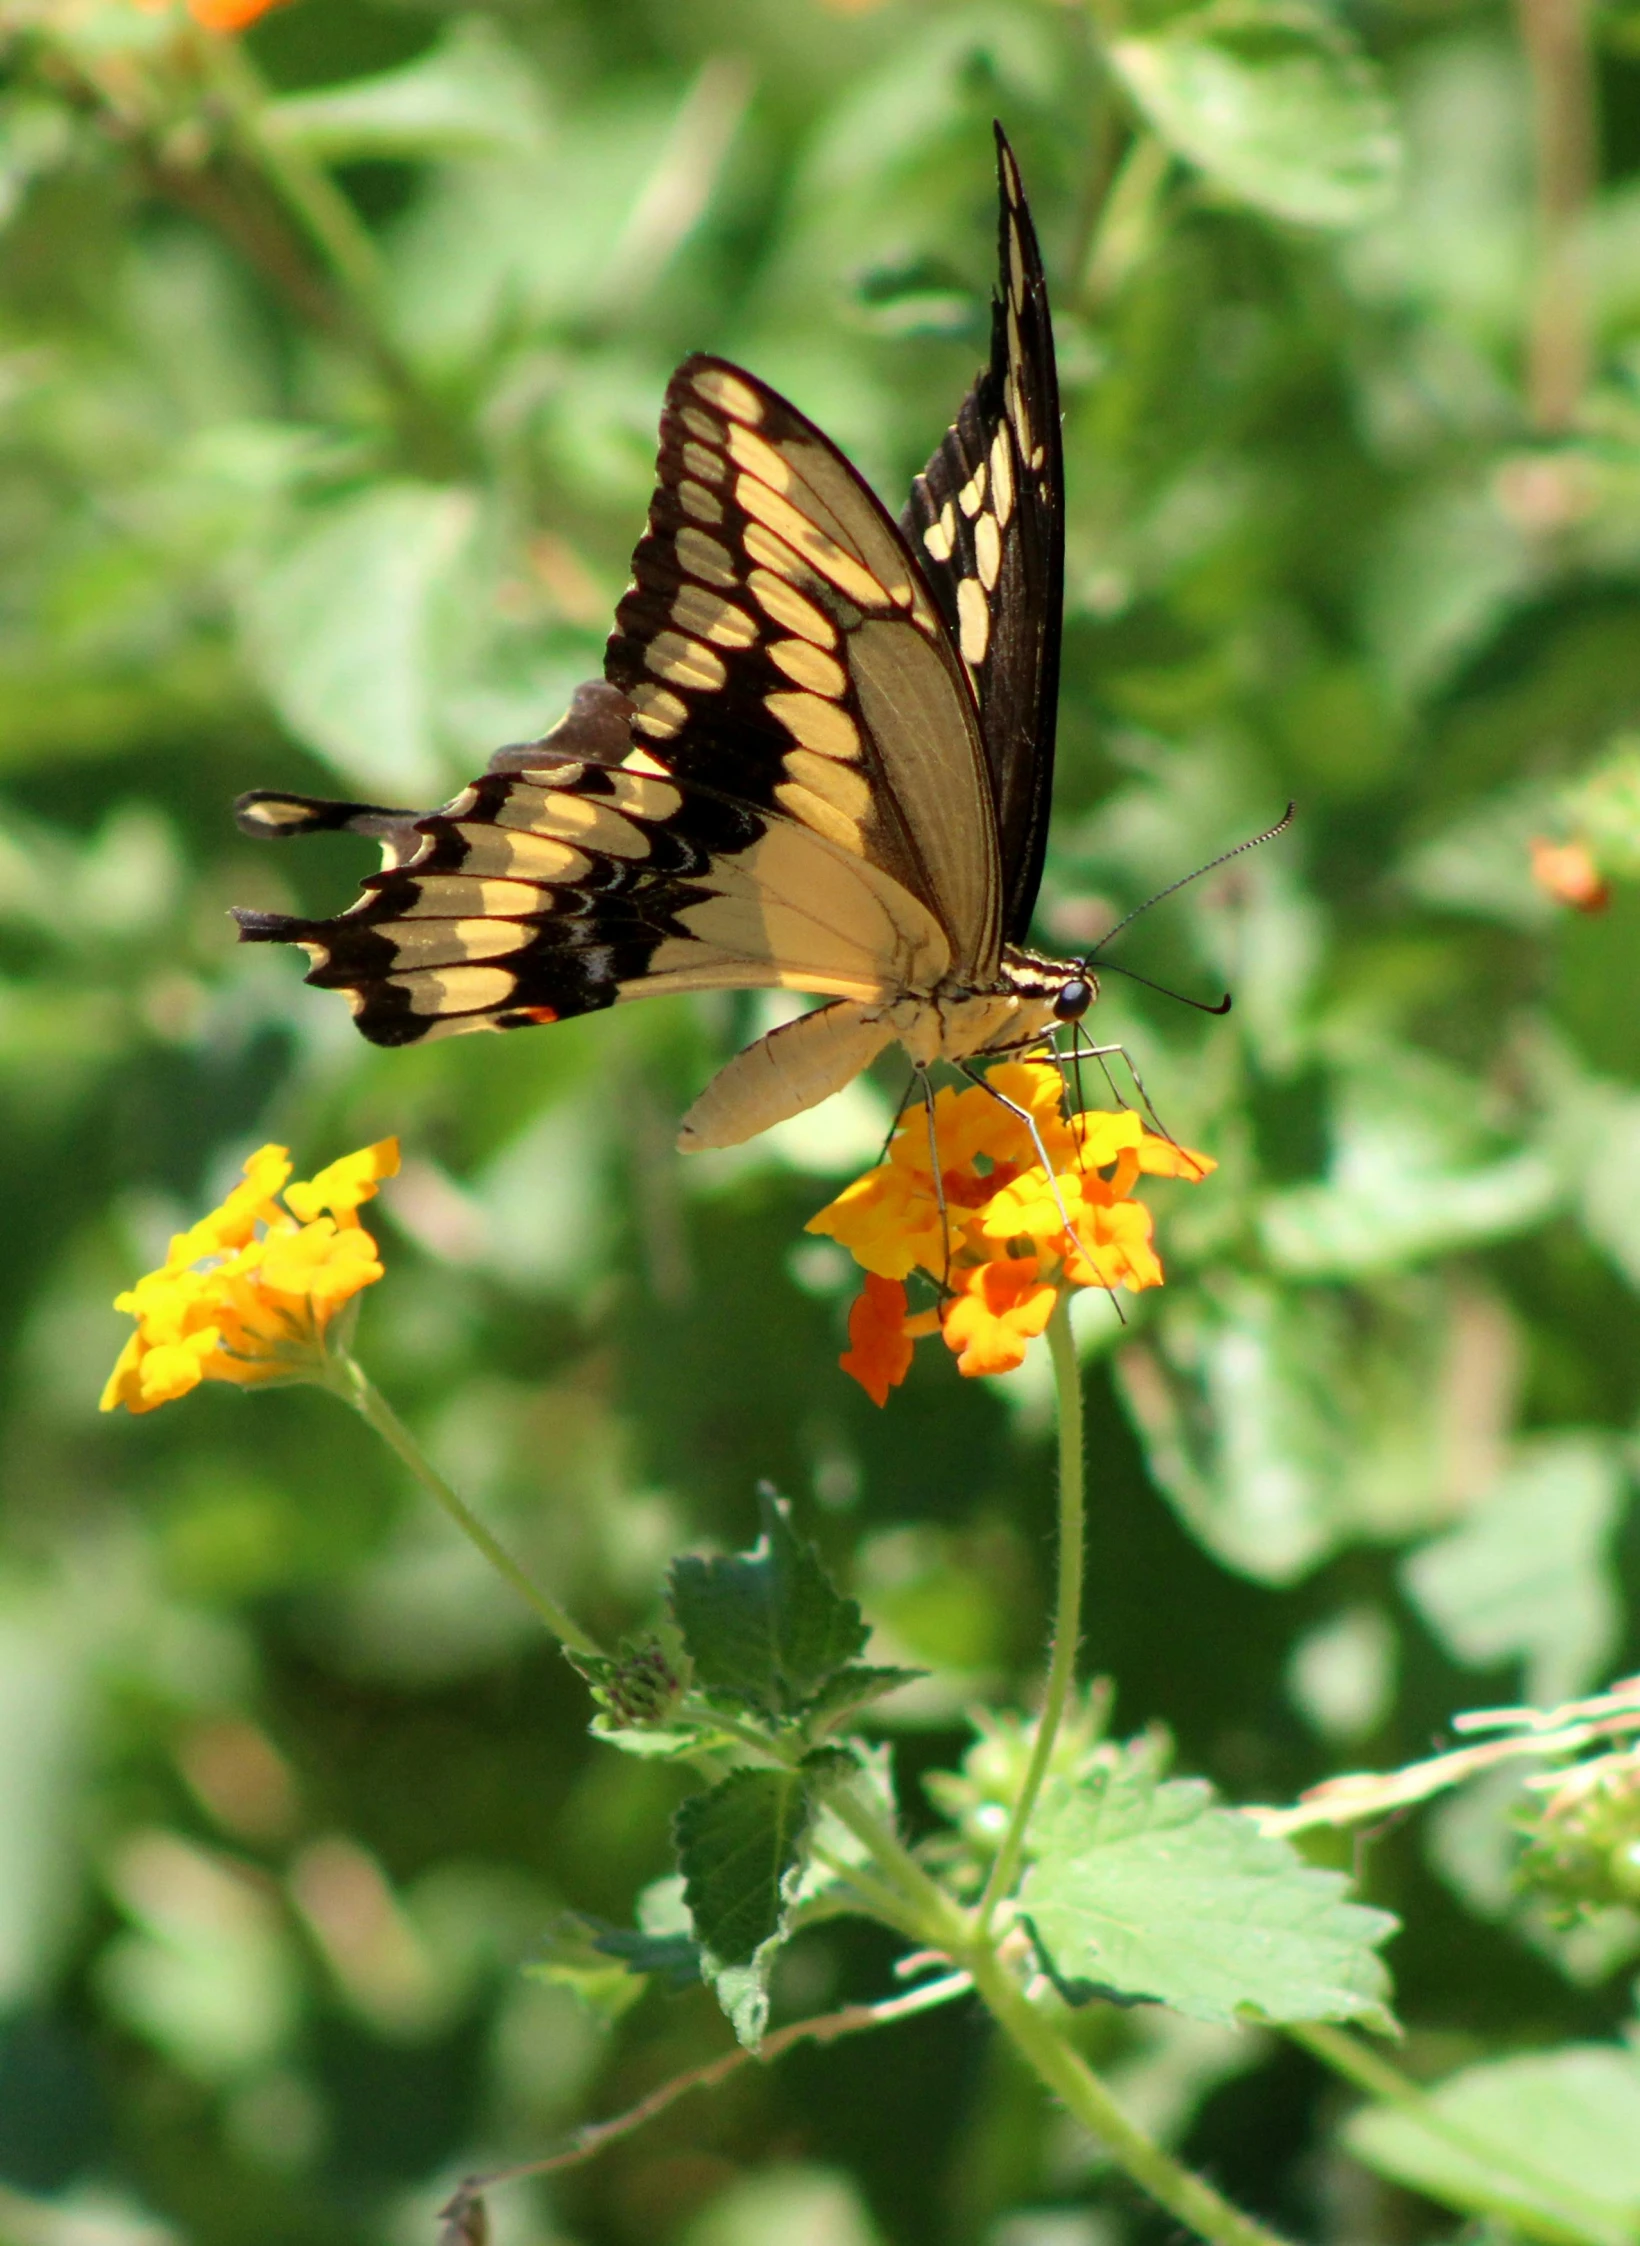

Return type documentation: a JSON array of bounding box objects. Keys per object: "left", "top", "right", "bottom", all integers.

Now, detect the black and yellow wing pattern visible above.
[
  {"left": 235, "top": 130, "right": 1071, "bottom": 1143},
  {"left": 901, "top": 123, "right": 1063, "bottom": 946}
]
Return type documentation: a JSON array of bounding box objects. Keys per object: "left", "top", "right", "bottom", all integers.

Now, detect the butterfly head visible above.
[{"left": 1052, "top": 975, "right": 1096, "bottom": 1023}]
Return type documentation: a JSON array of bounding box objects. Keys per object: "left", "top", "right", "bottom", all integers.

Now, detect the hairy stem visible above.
[
  {"left": 1517, "top": 0, "right": 1597, "bottom": 431},
  {"left": 978, "top": 1291, "right": 1086, "bottom": 1928},
  {"left": 440, "top": 1969, "right": 973, "bottom": 2230},
  {"left": 970, "top": 1949, "right": 1292, "bottom": 2246},
  {"left": 330, "top": 1353, "right": 602, "bottom": 1659}
]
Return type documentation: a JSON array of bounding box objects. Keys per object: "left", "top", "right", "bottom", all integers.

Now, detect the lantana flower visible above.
[
  {"left": 101, "top": 1139, "right": 399, "bottom": 1415},
  {"left": 807, "top": 1063, "right": 1213, "bottom": 1406},
  {"left": 129, "top": 0, "right": 289, "bottom": 29}
]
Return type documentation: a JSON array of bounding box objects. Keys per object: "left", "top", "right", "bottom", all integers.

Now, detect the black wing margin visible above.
[{"left": 901, "top": 123, "right": 1063, "bottom": 946}]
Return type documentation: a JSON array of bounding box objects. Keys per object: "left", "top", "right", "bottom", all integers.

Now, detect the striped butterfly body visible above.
[{"left": 235, "top": 128, "right": 1095, "bottom": 1151}]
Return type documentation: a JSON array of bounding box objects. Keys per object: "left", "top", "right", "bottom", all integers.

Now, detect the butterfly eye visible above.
[{"left": 1053, "top": 978, "right": 1093, "bottom": 1022}]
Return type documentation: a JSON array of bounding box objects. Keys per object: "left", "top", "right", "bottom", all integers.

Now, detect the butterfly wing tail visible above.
[{"left": 676, "top": 1000, "right": 893, "bottom": 1151}]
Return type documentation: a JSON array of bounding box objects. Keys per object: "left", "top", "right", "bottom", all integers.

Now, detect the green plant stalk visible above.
[
  {"left": 968, "top": 1946, "right": 1291, "bottom": 2246},
  {"left": 1291, "top": 2021, "right": 1625, "bottom": 2233},
  {"left": 977, "top": 1291, "right": 1086, "bottom": 1929},
  {"left": 329, "top": 1351, "right": 603, "bottom": 1660}
]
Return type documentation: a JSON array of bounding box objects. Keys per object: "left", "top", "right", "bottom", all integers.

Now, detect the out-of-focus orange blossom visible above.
[{"left": 807, "top": 1063, "right": 1213, "bottom": 1406}]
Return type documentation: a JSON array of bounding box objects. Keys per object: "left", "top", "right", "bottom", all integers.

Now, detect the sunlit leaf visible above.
[
  {"left": 669, "top": 1490, "right": 869, "bottom": 1721},
  {"left": 1022, "top": 1763, "right": 1396, "bottom": 2027}
]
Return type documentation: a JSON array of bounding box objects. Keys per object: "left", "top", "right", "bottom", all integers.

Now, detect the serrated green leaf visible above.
[
  {"left": 674, "top": 1768, "right": 815, "bottom": 2048},
  {"left": 1021, "top": 1765, "right": 1396, "bottom": 2027},
  {"left": 1110, "top": 1, "right": 1401, "bottom": 229},
  {"left": 801, "top": 1665, "right": 926, "bottom": 1725},
  {"left": 669, "top": 1491, "right": 868, "bottom": 1720},
  {"left": 1345, "top": 2046, "right": 1640, "bottom": 2246}
]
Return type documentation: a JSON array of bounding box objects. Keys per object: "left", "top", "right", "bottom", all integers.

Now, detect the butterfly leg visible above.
[
  {"left": 1059, "top": 1038, "right": 1205, "bottom": 1179},
  {"left": 916, "top": 1064, "right": 955, "bottom": 1294},
  {"left": 955, "top": 1063, "right": 1077, "bottom": 1242}
]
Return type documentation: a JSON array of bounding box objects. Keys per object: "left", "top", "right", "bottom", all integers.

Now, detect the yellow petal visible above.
[{"left": 284, "top": 1137, "right": 400, "bottom": 1224}]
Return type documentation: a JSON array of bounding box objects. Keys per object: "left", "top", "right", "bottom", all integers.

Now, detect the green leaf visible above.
[
  {"left": 242, "top": 483, "right": 478, "bottom": 798},
  {"left": 800, "top": 1666, "right": 927, "bottom": 1727},
  {"left": 675, "top": 1768, "right": 815, "bottom": 2047},
  {"left": 1021, "top": 1764, "right": 1396, "bottom": 2027},
  {"left": 1345, "top": 2046, "right": 1640, "bottom": 2246},
  {"left": 261, "top": 23, "right": 548, "bottom": 163},
  {"left": 1110, "top": 1, "right": 1401, "bottom": 229},
  {"left": 669, "top": 1490, "right": 869, "bottom": 1721},
  {"left": 1402, "top": 1436, "right": 1625, "bottom": 1705}
]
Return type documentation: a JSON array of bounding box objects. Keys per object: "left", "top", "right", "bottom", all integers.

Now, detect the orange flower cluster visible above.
[
  {"left": 1530, "top": 835, "right": 1610, "bottom": 914},
  {"left": 101, "top": 1140, "right": 398, "bottom": 1415},
  {"left": 807, "top": 1063, "right": 1213, "bottom": 1406},
  {"left": 129, "top": 0, "right": 287, "bottom": 30}
]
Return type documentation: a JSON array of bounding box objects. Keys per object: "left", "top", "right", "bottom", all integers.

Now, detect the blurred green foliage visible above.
[{"left": 4, "top": 0, "right": 1640, "bottom": 2238}]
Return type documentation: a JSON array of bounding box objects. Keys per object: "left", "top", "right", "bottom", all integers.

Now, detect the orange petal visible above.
[
  {"left": 840, "top": 1274, "right": 916, "bottom": 1406},
  {"left": 1530, "top": 835, "right": 1610, "bottom": 913},
  {"left": 940, "top": 1256, "right": 1057, "bottom": 1377}
]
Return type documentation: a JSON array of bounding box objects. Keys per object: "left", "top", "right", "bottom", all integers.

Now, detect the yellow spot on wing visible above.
[
  {"left": 957, "top": 578, "right": 990, "bottom": 666},
  {"left": 605, "top": 769, "right": 682, "bottom": 820},
  {"left": 397, "top": 877, "right": 545, "bottom": 919},
  {"left": 504, "top": 789, "right": 650, "bottom": 858},
  {"left": 387, "top": 919, "right": 521, "bottom": 967},
  {"left": 783, "top": 748, "right": 872, "bottom": 819},
  {"left": 736, "top": 479, "right": 888, "bottom": 610},
  {"left": 922, "top": 501, "right": 956, "bottom": 563},
  {"left": 676, "top": 527, "right": 736, "bottom": 587},
  {"left": 630, "top": 681, "right": 688, "bottom": 738},
  {"left": 768, "top": 638, "right": 846, "bottom": 698},
  {"left": 679, "top": 481, "right": 722, "bottom": 524},
  {"left": 672, "top": 583, "right": 757, "bottom": 647},
  {"left": 776, "top": 784, "right": 864, "bottom": 852},
  {"left": 393, "top": 964, "right": 517, "bottom": 1014},
  {"left": 680, "top": 405, "right": 724, "bottom": 444},
  {"left": 974, "top": 512, "right": 1002, "bottom": 591},
  {"left": 645, "top": 632, "right": 727, "bottom": 691},
  {"left": 748, "top": 569, "right": 835, "bottom": 646},
  {"left": 692, "top": 365, "right": 764, "bottom": 423},
  {"left": 958, "top": 462, "right": 987, "bottom": 518},
  {"left": 726, "top": 421, "right": 792, "bottom": 493},
  {"left": 989, "top": 431, "right": 1014, "bottom": 527},
  {"left": 452, "top": 826, "right": 590, "bottom": 883},
  {"left": 767, "top": 691, "right": 861, "bottom": 761},
  {"left": 682, "top": 441, "right": 726, "bottom": 485}
]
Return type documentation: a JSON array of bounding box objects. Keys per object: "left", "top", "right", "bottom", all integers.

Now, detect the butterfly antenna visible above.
[
  {"left": 1094, "top": 960, "right": 1233, "bottom": 1016},
  {"left": 1087, "top": 804, "right": 1296, "bottom": 959}
]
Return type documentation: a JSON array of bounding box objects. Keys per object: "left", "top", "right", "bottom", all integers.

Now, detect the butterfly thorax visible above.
[{"left": 887, "top": 948, "right": 1096, "bottom": 1068}]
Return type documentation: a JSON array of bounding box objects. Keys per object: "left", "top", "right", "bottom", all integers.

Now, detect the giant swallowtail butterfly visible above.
[{"left": 235, "top": 127, "right": 1098, "bottom": 1151}]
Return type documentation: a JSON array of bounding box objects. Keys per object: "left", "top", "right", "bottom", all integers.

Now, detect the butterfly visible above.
[{"left": 234, "top": 126, "right": 1095, "bottom": 1153}]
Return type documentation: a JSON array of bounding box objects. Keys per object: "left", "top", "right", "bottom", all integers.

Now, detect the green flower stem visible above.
[
  {"left": 197, "top": 32, "right": 388, "bottom": 317},
  {"left": 329, "top": 1353, "right": 603, "bottom": 1661},
  {"left": 969, "top": 1947, "right": 1292, "bottom": 2246},
  {"left": 978, "top": 1290, "right": 1086, "bottom": 1930}
]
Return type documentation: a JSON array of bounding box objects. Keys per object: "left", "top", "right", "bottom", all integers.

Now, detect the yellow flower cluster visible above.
[
  {"left": 806, "top": 1062, "right": 1212, "bottom": 1405},
  {"left": 101, "top": 1140, "right": 399, "bottom": 1416}
]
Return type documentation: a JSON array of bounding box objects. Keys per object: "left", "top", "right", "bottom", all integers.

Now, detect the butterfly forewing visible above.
[
  {"left": 606, "top": 355, "right": 1001, "bottom": 983},
  {"left": 901, "top": 126, "right": 1063, "bottom": 945}
]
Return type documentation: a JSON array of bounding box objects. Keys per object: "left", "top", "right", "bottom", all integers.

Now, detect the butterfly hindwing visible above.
[
  {"left": 234, "top": 683, "right": 952, "bottom": 1044},
  {"left": 901, "top": 125, "right": 1063, "bottom": 945},
  {"left": 605, "top": 355, "right": 1001, "bottom": 982}
]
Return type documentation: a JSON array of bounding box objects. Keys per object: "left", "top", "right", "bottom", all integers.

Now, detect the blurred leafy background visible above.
[{"left": 3, "top": 0, "right": 1640, "bottom": 2238}]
